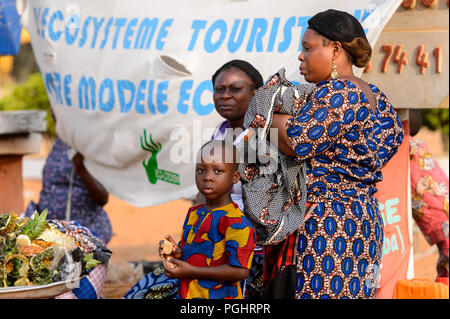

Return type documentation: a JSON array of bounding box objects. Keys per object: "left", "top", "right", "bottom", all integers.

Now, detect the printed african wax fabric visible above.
[
  {"left": 236, "top": 69, "right": 315, "bottom": 245},
  {"left": 410, "top": 137, "right": 449, "bottom": 278},
  {"left": 285, "top": 79, "right": 404, "bottom": 299},
  {"left": 123, "top": 266, "right": 179, "bottom": 299},
  {"left": 177, "top": 203, "right": 256, "bottom": 299}
]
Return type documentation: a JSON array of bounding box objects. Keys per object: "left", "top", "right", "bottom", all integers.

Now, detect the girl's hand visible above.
[
  {"left": 163, "top": 257, "right": 194, "bottom": 279},
  {"left": 163, "top": 259, "right": 250, "bottom": 282},
  {"left": 159, "top": 235, "right": 182, "bottom": 259}
]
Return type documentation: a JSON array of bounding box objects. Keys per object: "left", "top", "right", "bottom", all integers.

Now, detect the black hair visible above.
[
  {"left": 212, "top": 59, "right": 264, "bottom": 89},
  {"left": 197, "top": 140, "right": 239, "bottom": 170}
]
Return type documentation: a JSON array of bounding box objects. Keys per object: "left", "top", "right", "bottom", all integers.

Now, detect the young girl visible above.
[
  {"left": 161, "top": 140, "right": 256, "bottom": 299},
  {"left": 209, "top": 60, "right": 265, "bottom": 299}
]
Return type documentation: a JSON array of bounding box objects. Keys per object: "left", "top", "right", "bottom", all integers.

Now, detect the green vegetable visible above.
[
  {"left": 0, "top": 73, "right": 55, "bottom": 136},
  {"left": 0, "top": 213, "right": 18, "bottom": 235},
  {"left": 0, "top": 235, "right": 18, "bottom": 261},
  {"left": 83, "top": 253, "right": 100, "bottom": 271},
  {"left": 22, "top": 209, "right": 49, "bottom": 241}
]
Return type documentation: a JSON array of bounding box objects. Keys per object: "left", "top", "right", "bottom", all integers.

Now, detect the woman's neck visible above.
[
  {"left": 227, "top": 118, "right": 244, "bottom": 130},
  {"left": 335, "top": 64, "right": 355, "bottom": 80}
]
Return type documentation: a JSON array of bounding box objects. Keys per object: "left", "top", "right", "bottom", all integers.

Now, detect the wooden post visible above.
[
  {"left": 0, "top": 110, "right": 46, "bottom": 214},
  {"left": 0, "top": 155, "right": 24, "bottom": 214}
]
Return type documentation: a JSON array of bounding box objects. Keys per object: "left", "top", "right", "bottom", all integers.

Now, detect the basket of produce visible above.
[{"left": 0, "top": 209, "right": 111, "bottom": 299}]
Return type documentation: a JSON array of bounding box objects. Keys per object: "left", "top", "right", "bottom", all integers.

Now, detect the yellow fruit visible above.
[
  {"left": 162, "top": 239, "right": 173, "bottom": 255},
  {"left": 16, "top": 234, "right": 31, "bottom": 246},
  {"left": 37, "top": 227, "right": 76, "bottom": 249}
]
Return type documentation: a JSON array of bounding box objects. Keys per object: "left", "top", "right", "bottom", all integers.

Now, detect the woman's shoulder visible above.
[
  {"left": 310, "top": 79, "right": 393, "bottom": 109},
  {"left": 337, "top": 78, "right": 392, "bottom": 102},
  {"left": 306, "top": 79, "right": 355, "bottom": 101},
  {"left": 312, "top": 78, "right": 386, "bottom": 94},
  {"left": 301, "top": 79, "right": 358, "bottom": 110}
]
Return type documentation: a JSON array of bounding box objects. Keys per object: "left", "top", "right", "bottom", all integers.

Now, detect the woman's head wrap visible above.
[
  {"left": 212, "top": 59, "right": 264, "bottom": 89},
  {"left": 308, "top": 9, "right": 368, "bottom": 43},
  {"left": 307, "top": 9, "right": 372, "bottom": 68}
]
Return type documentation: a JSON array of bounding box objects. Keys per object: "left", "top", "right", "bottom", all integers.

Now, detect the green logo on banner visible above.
[{"left": 140, "top": 129, "right": 180, "bottom": 186}]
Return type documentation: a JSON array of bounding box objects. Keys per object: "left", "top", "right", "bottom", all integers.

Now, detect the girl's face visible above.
[
  {"left": 213, "top": 67, "right": 256, "bottom": 125},
  {"left": 298, "top": 29, "right": 335, "bottom": 83},
  {"left": 195, "top": 148, "right": 240, "bottom": 207}
]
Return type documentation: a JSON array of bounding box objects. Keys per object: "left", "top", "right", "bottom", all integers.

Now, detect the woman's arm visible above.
[
  {"left": 271, "top": 81, "right": 363, "bottom": 161},
  {"left": 72, "top": 153, "right": 109, "bottom": 206},
  {"left": 164, "top": 258, "right": 249, "bottom": 282},
  {"left": 271, "top": 113, "right": 298, "bottom": 157}
]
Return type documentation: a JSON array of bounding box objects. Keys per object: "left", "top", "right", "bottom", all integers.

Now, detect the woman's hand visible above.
[
  {"left": 71, "top": 151, "right": 109, "bottom": 206},
  {"left": 72, "top": 152, "right": 86, "bottom": 174}
]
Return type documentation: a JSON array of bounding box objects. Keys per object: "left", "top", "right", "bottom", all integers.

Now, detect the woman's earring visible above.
[{"left": 331, "top": 57, "right": 339, "bottom": 79}]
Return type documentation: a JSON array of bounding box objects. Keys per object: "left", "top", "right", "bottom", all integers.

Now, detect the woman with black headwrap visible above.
[
  {"left": 210, "top": 59, "right": 264, "bottom": 212},
  {"left": 266, "top": 9, "right": 404, "bottom": 299}
]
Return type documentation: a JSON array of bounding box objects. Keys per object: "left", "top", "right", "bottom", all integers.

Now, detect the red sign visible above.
[{"left": 375, "top": 124, "right": 412, "bottom": 299}]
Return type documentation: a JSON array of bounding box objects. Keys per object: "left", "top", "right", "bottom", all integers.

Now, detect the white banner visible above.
[{"left": 18, "top": 0, "right": 401, "bottom": 207}]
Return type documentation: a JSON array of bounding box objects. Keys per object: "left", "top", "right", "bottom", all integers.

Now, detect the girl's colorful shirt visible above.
[{"left": 177, "top": 203, "right": 256, "bottom": 299}]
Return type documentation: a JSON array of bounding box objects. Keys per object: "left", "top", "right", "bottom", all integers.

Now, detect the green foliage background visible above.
[
  {"left": 0, "top": 73, "right": 55, "bottom": 136},
  {"left": 421, "top": 108, "right": 449, "bottom": 135}
]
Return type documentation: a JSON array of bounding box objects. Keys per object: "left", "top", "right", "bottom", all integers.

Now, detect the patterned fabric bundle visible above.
[
  {"left": 49, "top": 219, "right": 112, "bottom": 265},
  {"left": 50, "top": 220, "right": 112, "bottom": 299},
  {"left": 55, "top": 264, "right": 108, "bottom": 299},
  {"left": 235, "top": 69, "right": 315, "bottom": 245}
]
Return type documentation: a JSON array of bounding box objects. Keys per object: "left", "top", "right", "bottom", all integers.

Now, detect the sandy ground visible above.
[{"left": 19, "top": 127, "right": 448, "bottom": 298}]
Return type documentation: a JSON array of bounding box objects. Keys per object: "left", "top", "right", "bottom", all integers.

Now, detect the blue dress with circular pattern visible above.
[
  {"left": 24, "top": 138, "right": 112, "bottom": 244},
  {"left": 285, "top": 79, "right": 404, "bottom": 299}
]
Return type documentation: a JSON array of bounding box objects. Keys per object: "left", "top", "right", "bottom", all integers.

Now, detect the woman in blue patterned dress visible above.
[
  {"left": 24, "top": 137, "right": 112, "bottom": 244},
  {"left": 269, "top": 10, "right": 404, "bottom": 298}
]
